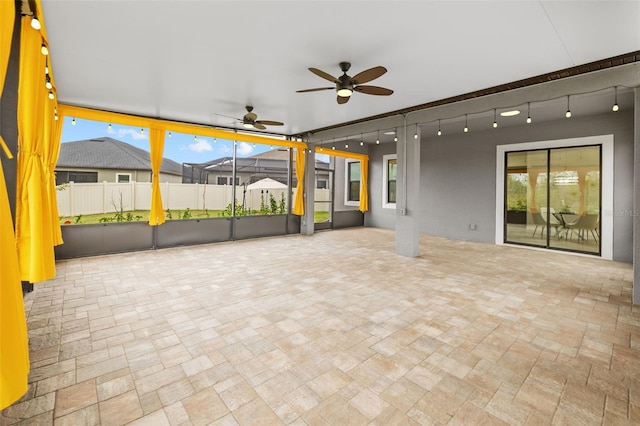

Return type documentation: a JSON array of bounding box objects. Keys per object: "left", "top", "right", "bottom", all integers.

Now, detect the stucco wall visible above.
[{"left": 365, "top": 110, "right": 634, "bottom": 263}]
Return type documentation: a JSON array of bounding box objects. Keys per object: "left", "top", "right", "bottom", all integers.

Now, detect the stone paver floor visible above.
[{"left": 1, "top": 228, "right": 638, "bottom": 425}]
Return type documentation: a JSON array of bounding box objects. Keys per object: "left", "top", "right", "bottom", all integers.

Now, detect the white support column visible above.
[
  {"left": 633, "top": 87, "right": 640, "bottom": 305},
  {"left": 301, "top": 148, "right": 315, "bottom": 235},
  {"left": 395, "top": 122, "right": 421, "bottom": 257}
]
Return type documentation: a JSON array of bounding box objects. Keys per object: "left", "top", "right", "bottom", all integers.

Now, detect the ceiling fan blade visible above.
[
  {"left": 213, "top": 112, "right": 242, "bottom": 121},
  {"left": 296, "top": 87, "right": 334, "bottom": 93},
  {"left": 309, "top": 67, "right": 340, "bottom": 83},
  {"left": 337, "top": 95, "right": 350, "bottom": 105},
  {"left": 253, "top": 123, "right": 267, "bottom": 130},
  {"left": 354, "top": 85, "right": 394, "bottom": 96},
  {"left": 351, "top": 66, "right": 387, "bottom": 85},
  {"left": 256, "top": 120, "right": 283, "bottom": 126}
]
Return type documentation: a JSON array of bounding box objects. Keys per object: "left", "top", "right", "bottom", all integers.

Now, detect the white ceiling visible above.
[{"left": 42, "top": 1, "right": 640, "bottom": 137}]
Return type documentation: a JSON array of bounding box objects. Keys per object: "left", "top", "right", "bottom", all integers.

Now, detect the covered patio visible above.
[{"left": 1, "top": 228, "right": 637, "bottom": 425}]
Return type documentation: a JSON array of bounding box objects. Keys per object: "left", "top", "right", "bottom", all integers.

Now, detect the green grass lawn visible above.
[
  {"left": 60, "top": 209, "right": 330, "bottom": 225},
  {"left": 60, "top": 209, "right": 223, "bottom": 224}
]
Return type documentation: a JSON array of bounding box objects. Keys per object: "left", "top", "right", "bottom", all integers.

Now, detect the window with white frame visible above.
[
  {"left": 344, "top": 159, "right": 360, "bottom": 206},
  {"left": 116, "top": 173, "right": 131, "bottom": 183},
  {"left": 382, "top": 154, "right": 397, "bottom": 209}
]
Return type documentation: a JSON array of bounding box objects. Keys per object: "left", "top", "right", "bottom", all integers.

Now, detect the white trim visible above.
[
  {"left": 495, "top": 135, "right": 614, "bottom": 260},
  {"left": 116, "top": 172, "right": 131, "bottom": 183},
  {"left": 344, "top": 158, "right": 360, "bottom": 207},
  {"left": 382, "top": 154, "right": 397, "bottom": 209}
]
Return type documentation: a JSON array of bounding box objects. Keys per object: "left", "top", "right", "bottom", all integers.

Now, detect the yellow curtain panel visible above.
[
  {"left": 43, "top": 90, "right": 64, "bottom": 246},
  {"left": 293, "top": 147, "right": 305, "bottom": 215},
  {"left": 0, "top": 1, "right": 30, "bottom": 410},
  {"left": 16, "top": 17, "right": 57, "bottom": 283},
  {"left": 149, "top": 128, "right": 166, "bottom": 226},
  {"left": 315, "top": 147, "right": 369, "bottom": 212}
]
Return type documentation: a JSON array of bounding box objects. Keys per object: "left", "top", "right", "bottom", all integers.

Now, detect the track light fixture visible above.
[
  {"left": 565, "top": 96, "right": 572, "bottom": 118},
  {"left": 464, "top": 114, "right": 469, "bottom": 133},
  {"left": 526, "top": 102, "right": 532, "bottom": 124},
  {"left": 612, "top": 86, "right": 619, "bottom": 112},
  {"left": 493, "top": 109, "right": 498, "bottom": 128}
]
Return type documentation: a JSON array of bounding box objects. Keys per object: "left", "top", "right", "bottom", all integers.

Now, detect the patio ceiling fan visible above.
[
  {"left": 215, "top": 106, "right": 284, "bottom": 130},
  {"left": 296, "top": 61, "right": 393, "bottom": 104}
]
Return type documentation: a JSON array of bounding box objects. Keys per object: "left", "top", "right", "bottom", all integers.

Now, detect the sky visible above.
[{"left": 60, "top": 117, "right": 277, "bottom": 164}]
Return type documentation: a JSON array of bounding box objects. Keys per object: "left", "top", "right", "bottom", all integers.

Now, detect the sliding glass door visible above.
[{"left": 504, "top": 145, "right": 601, "bottom": 255}]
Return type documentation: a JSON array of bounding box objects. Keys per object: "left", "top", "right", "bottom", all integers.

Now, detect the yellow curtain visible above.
[
  {"left": 0, "top": 0, "right": 30, "bottom": 410},
  {"left": 293, "top": 147, "right": 305, "bottom": 215},
  {"left": 149, "top": 128, "right": 166, "bottom": 226},
  {"left": 359, "top": 157, "right": 368, "bottom": 212},
  {"left": 314, "top": 147, "right": 369, "bottom": 212},
  {"left": 16, "top": 17, "right": 56, "bottom": 283},
  {"left": 43, "top": 89, "right": 63, "bottom": 246}
]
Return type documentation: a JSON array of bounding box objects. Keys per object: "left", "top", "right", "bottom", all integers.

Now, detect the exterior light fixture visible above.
[
  {"left": 463, "top": 114, "right": 469, "bottom": 133},
  {"left": 612, "top": 86, "right": 619, "bottom": 112},
  {"left": 414, "top": 124, "right": 418, "bottom": 139},
  {"left": 437, "top": 119, "right": 442, "bottom": 136},
  {"left": 40, "top": 43, "right": 48, "bottom": 55},
  {"left": 565, "top": 96, "right": 571, "bottom": 118},
  {"left": 526, "top": 102, "right": 532, "bottom": 124},
  {"left": 45, "top": 75, "right": 52, "bottom": 89},
  {"left": 71, "top": 118, "right": 76, "bottom": 125},
  {"left": 493, "top": 109, "right": 498, "bottom": 128},
  {"left": 108, "top": 123, "right": 112, "bottom": 131},
  {"left": 376, "top": 130, "right": 380, "bottom": 144}
]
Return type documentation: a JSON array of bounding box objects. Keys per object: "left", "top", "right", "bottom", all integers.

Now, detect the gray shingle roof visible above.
[{"left": 57, "top": 137, "right": 182, "bottom": 176}]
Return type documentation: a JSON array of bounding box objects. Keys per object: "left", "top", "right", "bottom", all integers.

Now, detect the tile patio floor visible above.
[{"left": 1, "top": 227, "right": 639, "bottom": 425}]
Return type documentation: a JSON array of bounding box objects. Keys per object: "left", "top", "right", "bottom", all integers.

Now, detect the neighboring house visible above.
[
  {"left": 183, "top": 149, "right": 330, "bottom": 188},
  {"left": 56, "top": 137, "right": 183, "bottom": 185}
]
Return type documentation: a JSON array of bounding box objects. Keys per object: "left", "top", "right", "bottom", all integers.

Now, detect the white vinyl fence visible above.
[{"left": 57, "top": 182, "right": 331, "bottom": 217}]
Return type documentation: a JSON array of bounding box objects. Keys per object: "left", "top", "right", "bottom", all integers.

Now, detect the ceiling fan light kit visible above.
[{"left": 297, "top": 61, "right": 393, "bottom": 104}]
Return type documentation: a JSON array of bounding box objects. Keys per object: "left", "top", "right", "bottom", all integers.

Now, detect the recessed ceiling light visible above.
[
  {"left": 383, "top": 131, "right": 396, "bottom": 135},
  {"left": 500, "top": 110, "right": 520, "bottom": 117}
]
